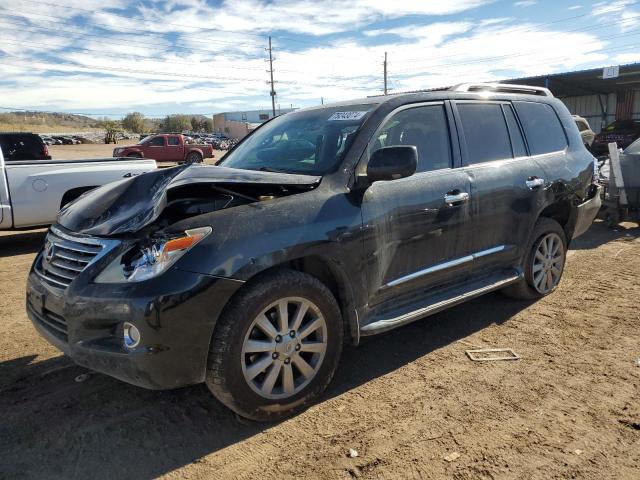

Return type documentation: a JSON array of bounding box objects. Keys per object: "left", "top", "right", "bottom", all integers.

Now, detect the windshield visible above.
[
  {"left": 624, "top": 137, "right": 640, "bottom": 154},
  {"left": 219, "top": 105, "right": 375, "bottom": 175}
]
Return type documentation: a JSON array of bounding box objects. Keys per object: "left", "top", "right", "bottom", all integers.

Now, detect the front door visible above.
[
  {"left": 143, "top": 136, "right": 167, "bottom": 161},
  {"left": 360, "top": 102, "right": 473, "bottom": 307}
]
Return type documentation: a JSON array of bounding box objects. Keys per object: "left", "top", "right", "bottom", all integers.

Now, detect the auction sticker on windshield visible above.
[{"left": 328, "top": 111, "right": 368, "bottom": 121}]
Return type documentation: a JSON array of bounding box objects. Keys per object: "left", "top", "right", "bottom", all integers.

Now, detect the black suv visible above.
[
  {"left": 27, "top": 84, "right": 601, "bottom": 420},
  {"left": 0, "top": 132, "right": 51, "bottom": 161}
]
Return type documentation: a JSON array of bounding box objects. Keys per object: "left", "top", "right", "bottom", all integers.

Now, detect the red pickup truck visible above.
[{"left": 113, "top": 134, "right": 214, "bottom": 163}]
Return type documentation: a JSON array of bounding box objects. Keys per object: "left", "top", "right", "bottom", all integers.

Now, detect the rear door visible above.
[
  {"left": 452, "top": 100, "right": 548, "bottom": 274},
  {"left": 360, "top": 102, "right": 473, "bottom": 307},
  {"left": 166, "top": 135, "right": 183, "bottom": 161}
]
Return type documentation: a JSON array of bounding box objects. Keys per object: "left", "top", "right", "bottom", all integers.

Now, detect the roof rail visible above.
[{"left": 451, "top": 83, "right": 554, "bottom": 97}]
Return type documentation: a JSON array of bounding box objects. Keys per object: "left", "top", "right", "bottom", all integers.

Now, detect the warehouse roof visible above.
[{"left": 505, "top": 63, "right": 640, "bottom": 97}]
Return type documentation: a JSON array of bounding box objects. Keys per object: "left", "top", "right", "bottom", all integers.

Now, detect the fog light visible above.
[{"left": 123, "top": 322, "right": 141, "bottom": 349}]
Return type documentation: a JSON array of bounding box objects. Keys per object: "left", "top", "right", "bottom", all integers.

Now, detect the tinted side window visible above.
[
  {"left": 149, "top": 136, "right": 165, "bottom": 146},
  {"left": 503, "top": 105, "right": 527, "bottom": 157},
  {"left": 457, "top": 103, "right": 512, "bottom": 164},
  {"left": 371, "top": 105, "right": 452, "bottom": 173},
  {"left": 514, "top": 101, "right": 567, "bottom": 155},
  {"left": 168, "top": 136, "right": 180, "bottom": 146},
  {"left": 0, "top": 134, "right": 43, "bottom": 161}
]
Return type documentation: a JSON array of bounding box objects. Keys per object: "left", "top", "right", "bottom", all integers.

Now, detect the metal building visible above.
[{"left": 507, "top": 63, "right": 640, "bottom": 133}]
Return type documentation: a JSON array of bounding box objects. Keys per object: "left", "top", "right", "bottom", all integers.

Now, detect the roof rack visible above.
[{"left": 451, "top": 83, "right": 554, "bottom": 97}]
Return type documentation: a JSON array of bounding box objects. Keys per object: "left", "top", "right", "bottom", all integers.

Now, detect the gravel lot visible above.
[{"left": 0, "top": 221, "right": 638, "bottom": 479}]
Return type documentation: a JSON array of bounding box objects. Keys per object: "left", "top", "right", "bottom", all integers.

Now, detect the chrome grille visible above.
[{"left": 34, "top": 226, "right": 117, "bottom": 289}]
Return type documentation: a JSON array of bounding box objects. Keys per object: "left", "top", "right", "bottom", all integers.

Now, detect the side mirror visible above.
[{"left": 367, "top": 146, "right": 417, "bottom": 183}]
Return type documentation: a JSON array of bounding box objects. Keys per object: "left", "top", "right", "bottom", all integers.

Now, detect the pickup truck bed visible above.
[{"left": 0, "top": 154, "right": 157, "bottom": 230}]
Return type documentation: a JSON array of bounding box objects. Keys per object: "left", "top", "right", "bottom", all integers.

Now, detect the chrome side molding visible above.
[{"left": 383, "top": 245, "right": 506, "bottom": 290}]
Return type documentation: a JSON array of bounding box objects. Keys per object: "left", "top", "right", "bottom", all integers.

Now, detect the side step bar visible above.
[{"left": 360, "top": 271, "right": 522, "bottom": 336}]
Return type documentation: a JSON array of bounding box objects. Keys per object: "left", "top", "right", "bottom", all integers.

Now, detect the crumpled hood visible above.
[{"left": 57, "top": 164, "right": 321, "bottom": 236}]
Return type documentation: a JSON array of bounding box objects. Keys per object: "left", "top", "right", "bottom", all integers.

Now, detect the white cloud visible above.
[
  {"left": 0, "top": 0, "right": 632, "bottom": 113},
  {"left": 514, "top": 1, "right": 537, "bottom": 7}
]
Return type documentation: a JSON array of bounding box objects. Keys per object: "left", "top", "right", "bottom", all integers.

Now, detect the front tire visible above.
[
  {"left": 206, "top": 269, "right": 343, "bottom": 421},
  {"left": 502, "top": 217, "right": 567, "bottom": 300}
]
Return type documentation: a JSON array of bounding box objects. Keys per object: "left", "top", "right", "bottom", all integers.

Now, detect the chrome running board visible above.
[{"left": 360, "top": 270, "right": 521, "bottom": 336}]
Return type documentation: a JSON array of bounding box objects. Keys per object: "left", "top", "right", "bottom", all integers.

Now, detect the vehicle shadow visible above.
[
  {"left": 0, "top": 292, "right": 531, "bottom": 480},
  {"left": 0, "top": 229, "right": 46, "bottom": 257},
  {"left": 570, "top": 219, "right": 639, "bottom": 251}
]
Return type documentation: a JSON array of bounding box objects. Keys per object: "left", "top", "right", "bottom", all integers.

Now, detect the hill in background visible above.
[{"left": 0, "top": 111, "right": 105, "bottom": 133}]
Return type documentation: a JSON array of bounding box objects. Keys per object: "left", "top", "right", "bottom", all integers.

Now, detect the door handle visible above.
[
  {"left": 444, "top": 191, "right": 469, "bottom": 206},
  {"left": 525, "top": 177, "right": 545, "bottom": 189}
]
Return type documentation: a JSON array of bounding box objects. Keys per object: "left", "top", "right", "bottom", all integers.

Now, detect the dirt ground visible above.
[
  {"left": 0, "top": 221, "right": 638, "bottom": 480},
  {"left": 48, "top": 142, "right": 224, "bottom": 165}
]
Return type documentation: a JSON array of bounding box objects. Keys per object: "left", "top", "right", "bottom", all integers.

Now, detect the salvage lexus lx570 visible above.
[{"left": 27, "top": 84, "right": 601, "bottom": 420}]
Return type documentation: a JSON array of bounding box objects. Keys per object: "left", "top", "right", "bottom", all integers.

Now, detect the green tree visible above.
[
  {"left": 163, "top": 114, "right": 191, "bottom": 133},
  {"left": 203, "top": 118, "right": 213, "bottom": 133},
  {"left": 190, "top": 116, "right": 201, "bottom": 131},
  {"left": 122, "top": 112, "right": 146, "bottom": 133}
]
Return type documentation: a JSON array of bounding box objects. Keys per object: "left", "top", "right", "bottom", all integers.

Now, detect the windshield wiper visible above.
[{"left": 258, "top": 167, "right": 289, "bottom": 173}]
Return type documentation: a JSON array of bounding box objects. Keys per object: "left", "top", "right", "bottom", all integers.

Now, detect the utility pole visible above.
[
  {"left": 383, "top": 52, "right": 388, "bottom": 95},
  {"left": 321, "top": 97, "right": 324, "bottom": 105},
  {"left": 267, "top": 36, "right": 276, "bottom": 118}
]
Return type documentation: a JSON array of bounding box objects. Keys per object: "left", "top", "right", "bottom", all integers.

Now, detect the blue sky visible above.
[{"left": 0, "top": 0, "right": 639, "bottom": 118}]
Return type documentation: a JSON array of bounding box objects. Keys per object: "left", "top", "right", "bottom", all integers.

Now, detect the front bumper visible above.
[
  {"left": 26, "top": 263, "right": 243, "bottom": 389},
  {"left": 572, "top": 185, "right": 603, "bottom": 239}
]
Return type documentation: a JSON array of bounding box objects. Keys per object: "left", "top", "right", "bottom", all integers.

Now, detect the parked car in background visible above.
[
  {"left": 113, "top": 133, "right": 214, "bottom": 163},
  {"left": 0, "top": 132, "right": 51, "bottom": 161},
  {"left": 0, "top": 148, "right": 156, "bottom": 230},
  {"left": 573, "top": 115, "right": 595, "bottom": 149},
  {"left": 591, "top": 119, "right": 640, "bottom": 156},
  {"left": 27, "top": 83, "right": 601, "bottom": 421}
]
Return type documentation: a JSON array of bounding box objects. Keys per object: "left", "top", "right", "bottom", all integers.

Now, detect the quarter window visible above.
[
  {"left": 371, "top": 105, "right": 452, "bottom": 173},
  {"left": 513, "top": 101, "right": 568, "bottom": 155},
  {"left": 457, "top": 103, "right": 512, "bottom": 164}
]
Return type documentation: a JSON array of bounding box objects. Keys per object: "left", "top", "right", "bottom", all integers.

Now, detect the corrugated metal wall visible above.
[
  {"left": 560, "top": 93, "right": 617, "bottom": 133},
  {"left": 633, "top": 89, "right": 640, "bottom": 120}
]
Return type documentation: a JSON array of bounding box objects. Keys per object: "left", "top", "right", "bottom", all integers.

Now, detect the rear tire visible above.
[
  {"left": 502, "top": 217, "right": 567, "bottom": 300},
  {"left": 206, "top": 269, "right": 343, "bottom": 421},
  {"left": 186, "top": 152, "right": 203, "bottom": 163}
]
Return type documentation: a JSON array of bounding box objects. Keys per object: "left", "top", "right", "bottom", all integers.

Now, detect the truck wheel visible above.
[
  {"left": 206, "top": 269, "right": 343, "bottom": 421},
  {"left": 186, "top": 152, "right": 203, "bottom": 163},
  {"left": 126, "top": 153, "right": 142, "bottom": 158},
  {"left": 502, "top": 217, "right": 567, "bottom": 300}
]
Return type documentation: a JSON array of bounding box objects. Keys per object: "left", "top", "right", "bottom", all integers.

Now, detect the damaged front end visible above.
[
  {"left": 58, "top": 164, "right": 321, "bottom": 236},
  {"left": 54, "top": 164, "right": 321, "bottom": 283}
]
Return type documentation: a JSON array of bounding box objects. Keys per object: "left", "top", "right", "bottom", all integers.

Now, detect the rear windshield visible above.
[
  {"left": 0, "top": 134, "right": 45, "bottom": 161},
  {"left": 219, "top": 105, "right": 375, "bottom": 175},
  {"left": 624, "top": 138, "right": 640, "bottom": 154}
]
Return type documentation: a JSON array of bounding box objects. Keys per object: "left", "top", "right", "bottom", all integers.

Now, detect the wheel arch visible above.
[
  {"left": 218, "top": 256, "right": 359, "bottom": 346},
  {"left": 60, "top": 186, "right": 98, "bottom": 209},
  {"left": 537, "top": 198, "right": 573, "bottom": 243}
]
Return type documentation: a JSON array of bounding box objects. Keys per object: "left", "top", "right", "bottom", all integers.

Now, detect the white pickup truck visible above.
[{"left": 0, "top": 149, "right": 156, "bottom": 230}]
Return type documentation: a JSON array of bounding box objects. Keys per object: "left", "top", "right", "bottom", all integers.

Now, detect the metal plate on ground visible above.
[{"left": 466, "top": 348, "right": 520, "bottom": 362}]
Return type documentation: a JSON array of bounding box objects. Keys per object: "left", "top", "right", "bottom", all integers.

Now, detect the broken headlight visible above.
[{"left": 96, "top": 227, "right": 211, "bottom": 283}]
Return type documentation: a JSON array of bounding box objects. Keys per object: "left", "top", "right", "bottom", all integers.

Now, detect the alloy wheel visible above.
[
  {"left": 241, "top": 297, "right": 328, "bottom": 400},
  {"left": 531, "top": 232, "right": 564, "bottom": 294}
]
